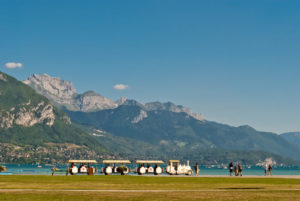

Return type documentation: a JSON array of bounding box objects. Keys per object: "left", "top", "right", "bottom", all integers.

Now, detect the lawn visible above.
[{"left": 0, "top": 175, "right": 299, "bottom": 200}]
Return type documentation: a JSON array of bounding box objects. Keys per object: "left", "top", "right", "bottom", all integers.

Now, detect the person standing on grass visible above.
[
  {"left": 234, "top": 163, "right": 239, "bottom": 176},
  {"left": 52, "top": 166, "right": 56, "bottom": 176},
  {"left": 194, "top": 163, "right": 199, "bottom": 176},
  {"left": 264, "top": 163, "right": 268, "bottom": 176},
  {"left": 238, "top": 163, "right": 243, "bottom": 176},
  {"left": 268, "top": 164, "right": 272, "bottom": 176},
  {"left": 229, "top": 162, "right": 233, "bottom": 176}
]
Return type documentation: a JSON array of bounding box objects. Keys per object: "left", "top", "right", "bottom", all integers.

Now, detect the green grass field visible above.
[{"left": 0, "top": 175, "right": 300, "bottom": 200}]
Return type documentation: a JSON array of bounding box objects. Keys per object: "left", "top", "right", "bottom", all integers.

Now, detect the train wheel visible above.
[
  {"left": 154, "top": 167, "right": 162, "bottom": 175},
  {"left": 138, "top": 167, "right": 146, "bottom": 175}
]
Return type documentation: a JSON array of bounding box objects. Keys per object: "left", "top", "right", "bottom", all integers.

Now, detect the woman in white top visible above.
[{"left": 264, "top": 163, "right": 268, "bottom": 176}]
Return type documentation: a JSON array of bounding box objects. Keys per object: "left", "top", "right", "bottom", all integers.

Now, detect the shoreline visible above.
[
  {"left": 156, "top": 175, "right": 300, "bottom": 179},
  {"left": 1, "top": 174, "right": 300, "bottom": 179}
]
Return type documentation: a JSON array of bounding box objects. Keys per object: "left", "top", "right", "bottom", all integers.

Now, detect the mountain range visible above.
[
  {"left": 23, "top": 74, "right": 205, "bottom": 121},
  {"left": 281, "top": 132, "right": 300, "bottom": 146},
  {"left": 0, "top": 71, "right": 108, "bottom": 163},
  {"left": 23, "top": 74, "right": 118, "bottom": 112},
  {"left": 20, "top": 73, "right": 300, "bottom": 164},
  {"left": 0, "top": 71, "right": 299, "bottom": 165},
  {"left": 67, "top": 104, "right": 300, "bottom": 160}
]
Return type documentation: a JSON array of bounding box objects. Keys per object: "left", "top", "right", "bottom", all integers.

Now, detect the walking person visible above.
[
  {"left": 52, "top": 166, "right": 56, "bottom": 176},
  {"left": 234, "top": 163, "right": 239, "bottom": 176},
  {"left": 238, "top": 163, "right": 243, "bottom": 176},
  {"left": 194, "top": 163, "right": 199, "bottom": 176},
  {"left": 229, "top": 162, "right": 233, "bottom": 176},
  {"left": 264, "top": 162, "right": 268, "bottom": 176},
  {"left": 268, "top": 164, "right": 272, "bottom": 176}
]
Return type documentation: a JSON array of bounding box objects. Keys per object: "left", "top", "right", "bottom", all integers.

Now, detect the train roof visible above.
[
  {"left": 136, "top": 160, "right": 164, "bottom": 164},
  {"left": 102, "top": 160, "right": 131, "bottom": 164},
  {"left": 67, "top": 160, "right": 97, "bottom": 163},
  {"left": 169, "top": 160, "right": 180, "bottom": 163}
]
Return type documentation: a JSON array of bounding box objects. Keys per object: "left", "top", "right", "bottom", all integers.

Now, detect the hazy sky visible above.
[{"left": 1, "top": 0, "right": 300, "bottom": 133}]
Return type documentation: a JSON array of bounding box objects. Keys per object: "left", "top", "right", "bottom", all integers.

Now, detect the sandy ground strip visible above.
[
  {"left": 8, "top": 174, "right": 300, "bottom": 179},
  {"left": 138, "top": 175, "right": 300, "bottom": 179},
  {"left": 1, "top": 189, "right": 300, "bottom": 192}
]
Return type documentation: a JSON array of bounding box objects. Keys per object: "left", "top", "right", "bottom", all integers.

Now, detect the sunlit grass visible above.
[{"left": 0, "top": 175, "right": 299, "bottom": 200}]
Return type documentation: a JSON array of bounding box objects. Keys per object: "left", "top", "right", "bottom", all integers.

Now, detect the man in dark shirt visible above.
[{"left": 229, "top": 162, "right": 233, "bottom": 176}]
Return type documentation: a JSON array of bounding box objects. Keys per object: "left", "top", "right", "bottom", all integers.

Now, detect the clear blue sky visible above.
[{"left": 1, "top": 0, "right": 300, "bottom": 133}]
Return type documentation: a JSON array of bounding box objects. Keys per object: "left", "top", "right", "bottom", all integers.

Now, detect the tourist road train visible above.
[{"left": 66, "top": 159, "right": 193, "bottom": 176}]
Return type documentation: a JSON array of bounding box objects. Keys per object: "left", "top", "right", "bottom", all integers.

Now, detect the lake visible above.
[{"left": 1, "top": 164, "right": 299, "bottom": 176}]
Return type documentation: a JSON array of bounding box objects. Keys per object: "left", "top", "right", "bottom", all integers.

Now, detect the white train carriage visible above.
[
  {"left": 166, "top": 160, "right": 193, "bottom": 175},
  {"left": 135, "top": 160, "right": 164, "bottom": 175},
  {"left": 102, "top": 160, "right": 131, "bottom": 175},
  {"left": 67, "top": 160, "right": 97, "bottom": 176}
]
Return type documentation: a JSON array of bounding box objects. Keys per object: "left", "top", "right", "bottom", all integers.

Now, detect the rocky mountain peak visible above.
[
  {"left": 145, "top": 101, "right": 205, "bottom": 121},
  {"left": 23, "top": 74, "right": 76, "bottom": 100},
  {"left": 23, "top": 74, "right": 117, "bottom": 112},
  {"left": 81, "top": 90, "right": 100, "bottom": 96},
  {"left": 74, "top": 91, "right": 118, "bottom": 112},
  {"left": 116, "top": 98, "right": 204, "bottom": 121},
  {"left": 116, "top": 97, "right": 127, "bottom": 105},
  {"left": 117, "top": 98, "right": 144, "bottom": 107}
]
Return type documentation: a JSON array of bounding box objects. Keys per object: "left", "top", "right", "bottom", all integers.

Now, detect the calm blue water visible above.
[{"left": 1, "top": 164, "right": 300, "bottom": 176}]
